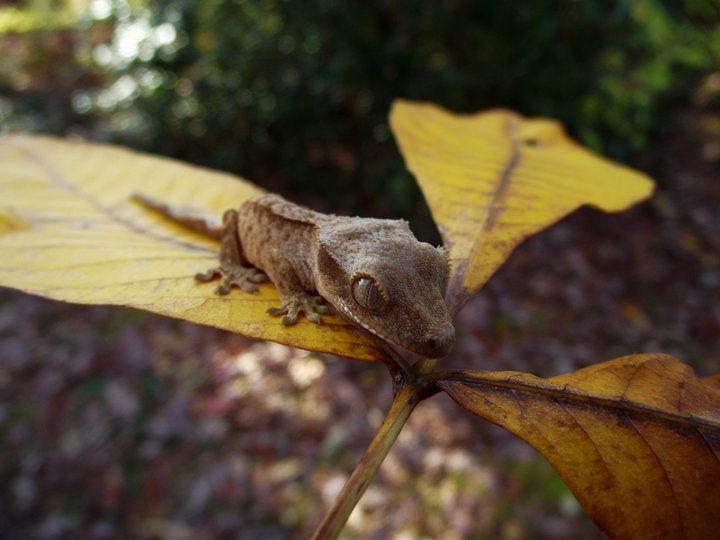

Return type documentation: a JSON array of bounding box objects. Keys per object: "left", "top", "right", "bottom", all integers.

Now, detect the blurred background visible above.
[{"left": 1, "top": 1, "right": 719, "bottom": 538}]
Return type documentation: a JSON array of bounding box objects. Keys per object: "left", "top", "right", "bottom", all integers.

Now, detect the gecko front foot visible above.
[
  {"left": 267, "top": 294, "right": 330, "bottom": 325},
  {"left": 195, "top": 265, "right": 268, "bottom": 294}
]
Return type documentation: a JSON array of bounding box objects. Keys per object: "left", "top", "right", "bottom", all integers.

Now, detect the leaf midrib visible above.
[
  {"left": 10, "top": 138, "right": 216, "bottom": 255},
  {"left": 438, "top": 374, "right": 720, "bottom": 435},
  {"left": 446, "top": 115, "right": 521, "bottom": 313}
]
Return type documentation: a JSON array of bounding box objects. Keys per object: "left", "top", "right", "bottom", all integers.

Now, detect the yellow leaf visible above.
[
  {"left": 437, "top": 354, "right": 720, "bottom": 539},
  {"left": 390, "top": 101, "right": 655, "bottom": 313},
  {"left": 0, "top": 135, "right": 386, "bottom": 361}
]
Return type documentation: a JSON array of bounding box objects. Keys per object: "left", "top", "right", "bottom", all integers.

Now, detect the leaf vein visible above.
[
  {"left": 442, "top": 374, "right": 720, "bottom": 434},
  {"left": 10, "top": 139, "right": 212, "bottom": 254},
  {"left": 629, "top": 418, "right": 685, "bottom": 536}
]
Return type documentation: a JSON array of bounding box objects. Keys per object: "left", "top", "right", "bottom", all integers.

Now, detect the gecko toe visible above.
[
  {"left": 281, "top": 312, "right": 298, "bottom": 325},
  {"left": 248, "top": 271, "right": 269, "bottom": 283},
  {"left": 195, "top": 268, "right": 220, "bottom": 282},
  {"left": 215, "top": 281, "right": 232, "bottom": 295},
  {"left": 197, "top": 265, "right": 267, "bottom": 296},
  {"left": 266, "top": 306, "right": 287, "bottom": 317},
  {"left": 268, "top": 295, "right": 326, "bottom": 324}
]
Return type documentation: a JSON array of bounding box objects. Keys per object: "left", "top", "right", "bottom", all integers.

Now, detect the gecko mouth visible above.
[{"left": 333, "top": 298, "right": 454, "bottom": 359}]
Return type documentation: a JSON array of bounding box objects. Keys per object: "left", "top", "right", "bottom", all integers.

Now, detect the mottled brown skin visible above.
[{"left": 137, "top": 193, "right": 455, "bottom": 358}]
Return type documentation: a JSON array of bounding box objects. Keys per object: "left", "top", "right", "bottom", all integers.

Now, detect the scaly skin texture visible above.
[{"left": 139, "top": 193, "right": 455, "bottom": 358}]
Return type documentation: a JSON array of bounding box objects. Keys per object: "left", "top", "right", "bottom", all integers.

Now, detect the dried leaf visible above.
[
  {"left": 437, "top": 354, "right": 720, "bottom": 539},
  {"left": 0, "top": 135, "right": 385, "bottom": 361},
  {"left": 390, "top": 101, "right": 655, "bottom": 313}
]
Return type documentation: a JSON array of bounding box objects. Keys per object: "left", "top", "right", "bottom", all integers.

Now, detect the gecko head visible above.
[{"left": 315, "top": 218, "right": 455, "bottom": 359}]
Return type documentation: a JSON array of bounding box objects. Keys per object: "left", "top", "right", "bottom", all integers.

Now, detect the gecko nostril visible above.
[{"left": 424, "top": 326, "right": 456, "bottom": 357}]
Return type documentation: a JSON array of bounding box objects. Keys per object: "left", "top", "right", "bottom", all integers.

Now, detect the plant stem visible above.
[
  {"left": 414, "top": 357, "right": 438, "bottom": 376},
  {"left": 310, "top": 381, "right": 422, "bottom": 540}
]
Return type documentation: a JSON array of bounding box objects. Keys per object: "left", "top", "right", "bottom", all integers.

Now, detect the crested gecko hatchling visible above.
[{"left": 134, "top": 193, "right": 455, "bottom": 358}]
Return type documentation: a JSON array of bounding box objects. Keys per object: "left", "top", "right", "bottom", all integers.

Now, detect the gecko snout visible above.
[{"left": 423, "top": 325, "right": 456, "bottom": 358}]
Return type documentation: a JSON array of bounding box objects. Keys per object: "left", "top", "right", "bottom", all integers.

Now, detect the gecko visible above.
[{"left": 134, "top": 193, "right": 455, "bottom": 359}]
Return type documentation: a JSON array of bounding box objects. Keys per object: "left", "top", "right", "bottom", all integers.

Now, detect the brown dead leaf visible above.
[
  {"left": 390, "top": 101, "right": 655, "bottom": 313},
  {"left": 436, "top": 354, "right": 720, "bottom": 539},
  {"left": 0, "top": 135, "right": 385, "bottom": 361}
]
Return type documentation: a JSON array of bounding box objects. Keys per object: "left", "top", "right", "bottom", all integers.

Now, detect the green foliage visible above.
[
  {"left": 2, "top": 0, "right": 717, "bottom": 217},
  {"left": 0, "top": 1, "right": 76, "bottom": 34}
]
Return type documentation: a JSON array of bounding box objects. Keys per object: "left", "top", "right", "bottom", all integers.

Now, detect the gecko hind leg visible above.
[
  {"left": 196, "top": 266, "right": 268, "bottom": 294},
  {"left": 195, "top": 209, "right": 268, "bottom": 295}
]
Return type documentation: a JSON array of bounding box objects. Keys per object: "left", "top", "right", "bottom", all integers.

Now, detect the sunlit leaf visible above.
[
  {"left": 0, "top": 135, "right": 386, "bottom": 361},
  {"left": 390, "top": 101, "right": 655, "bottom": 313},
  {"left": 437, "top": 354, "right": 720, "bottom": 538}
]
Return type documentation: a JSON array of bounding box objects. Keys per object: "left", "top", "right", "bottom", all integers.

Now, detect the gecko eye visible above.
[{"left": 351, "top": 275, "right": 388, "bottom": 311}]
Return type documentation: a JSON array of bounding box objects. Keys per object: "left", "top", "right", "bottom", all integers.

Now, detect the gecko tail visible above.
[{"left": 132, "top": 193, "right": 224, "bottom": 239}]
